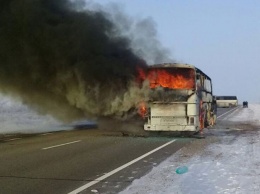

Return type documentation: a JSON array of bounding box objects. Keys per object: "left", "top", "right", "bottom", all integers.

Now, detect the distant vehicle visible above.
[
  {"left": 137, "top": 63, "right": 216, "bottom": 134},
  {"left": 216, "top": 96, "right": 238, "bottom": 108},
  {"left": 243, "top": 101, "right": 248, "bottom": 108}
]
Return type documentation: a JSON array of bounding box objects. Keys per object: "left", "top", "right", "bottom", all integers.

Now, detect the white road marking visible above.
[
  {"left": 40, "top": 133, "right": 53, "bottom": 136},
  {"left": 4, "top": 138, "right": 22, "bottom": 142},
  {"left": 217, "top": 106, "right": 239, "bottom": 119},
  {"left": 68, "top": 139, "right": 176, "bottom": 194},
  {"left": 42, "top": 140, "right": 81, "bottom": 150}
]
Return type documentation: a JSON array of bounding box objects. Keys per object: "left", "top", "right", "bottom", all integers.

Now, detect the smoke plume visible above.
[{"left": 0, "top": 0, "right": 171, "bottom": 122}]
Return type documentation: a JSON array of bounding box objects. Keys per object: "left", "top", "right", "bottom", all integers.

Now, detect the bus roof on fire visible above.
[
  {"left": 149, "top": 63, "right": 195, "bottom": 69},
  {"left": 148, "top": 63, "right": 211, "bottom": 81}
]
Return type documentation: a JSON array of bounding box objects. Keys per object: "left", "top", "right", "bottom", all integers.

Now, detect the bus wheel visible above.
[
  {"left": 204, "top": 110, "right": 213, "bottom": 127},
  {"left": 200, "top": 113, "right": 205, "bottom": 129}
]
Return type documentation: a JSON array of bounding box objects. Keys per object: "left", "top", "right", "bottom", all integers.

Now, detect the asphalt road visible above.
[{"left": 0, "top": 107, "right": 238, "bottom": 194}]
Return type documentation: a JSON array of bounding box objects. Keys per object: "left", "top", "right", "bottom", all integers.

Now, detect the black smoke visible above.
[{"left": 0, "top": 0, "right": 171, "bottom": 122}]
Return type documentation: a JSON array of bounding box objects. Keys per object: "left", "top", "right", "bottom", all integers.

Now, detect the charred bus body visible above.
[{"left": 138, "top": 63, "right": 215, "bottom": 133}]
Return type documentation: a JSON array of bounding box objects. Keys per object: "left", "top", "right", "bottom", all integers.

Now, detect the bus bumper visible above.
[{"left": 144, "top": 124, "right": 198, "bottom": 131}]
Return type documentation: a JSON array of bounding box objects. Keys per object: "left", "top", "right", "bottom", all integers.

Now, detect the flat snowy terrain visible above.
[
  {"left": 120, "top": 105, "right": 260, "bottom": 194},
  {"left": 0, "top": 95, "right": 62, "bottom": 133}
]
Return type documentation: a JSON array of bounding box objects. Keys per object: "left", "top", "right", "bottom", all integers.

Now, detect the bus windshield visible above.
[{"left": 147, "top": 68, "right": 195, "bottom": 89}]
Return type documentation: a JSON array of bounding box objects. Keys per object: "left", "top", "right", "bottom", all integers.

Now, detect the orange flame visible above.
[
  {"left": 137, "top": 67, "right": 195, "bottom": 89},
  {"left": 138, "top": 101, "right": 147, "bottom": 118}
]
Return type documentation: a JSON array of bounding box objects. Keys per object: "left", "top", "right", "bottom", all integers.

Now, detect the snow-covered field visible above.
[
  {"left": 120, "top": 105, "right": 260, "bottom": 194},
  {"left": 0, "top": 94, "right": 62, "bottom": 134}
]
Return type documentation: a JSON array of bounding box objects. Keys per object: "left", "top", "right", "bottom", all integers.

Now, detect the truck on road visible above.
[{"left": 216, "top": 96, "right": 238, "bottom": 108}]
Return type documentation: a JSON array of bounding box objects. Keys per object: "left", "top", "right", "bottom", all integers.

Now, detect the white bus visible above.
[
  {"left": 137, "top": 63, "right": 215, "bottom": 134},
  {"left": 216, "top": 96, "right": 238, "bottom": 108}
]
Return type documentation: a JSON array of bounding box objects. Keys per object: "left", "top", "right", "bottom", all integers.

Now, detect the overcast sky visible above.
[{"left": 95, "top": 0, "right": 260, "bottom": 103}]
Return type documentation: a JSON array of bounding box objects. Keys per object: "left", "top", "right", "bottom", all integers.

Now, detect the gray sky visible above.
[{"left": 95, "top": 0, "right": 260, "bottom": 103}]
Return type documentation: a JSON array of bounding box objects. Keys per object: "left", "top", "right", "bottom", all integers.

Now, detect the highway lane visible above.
[
  {"left": 0, "top": 130, "right": 192, "bottom": 194},
  {"left": 0, "top": 107, "right": 238, "bottom": 194},
  {"left": 217, "top": 106, "right": 240, "bottom": 119}
]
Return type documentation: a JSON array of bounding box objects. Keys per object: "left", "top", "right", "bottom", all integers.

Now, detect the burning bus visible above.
[{"left": 137, "top": 63, "right": 215, "bottom": 134}]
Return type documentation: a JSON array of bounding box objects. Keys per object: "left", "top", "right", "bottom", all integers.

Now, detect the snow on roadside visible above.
[
  {"left": 226, "top": 104, "right": 260, "bottom": 124},
  {"left": 120, "top": 104, "right": 260, "bottom": 194},
  {"left": 0, "top": 94, "right": 62, "bottom": 133}
]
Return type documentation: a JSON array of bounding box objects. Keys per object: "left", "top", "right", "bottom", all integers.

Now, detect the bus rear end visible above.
[
  {"left": 145, "top": 96, "right": 198, "bottom": 131},
  {"left": 139, "top": 64, "right": 199, "bottom": 132}
]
